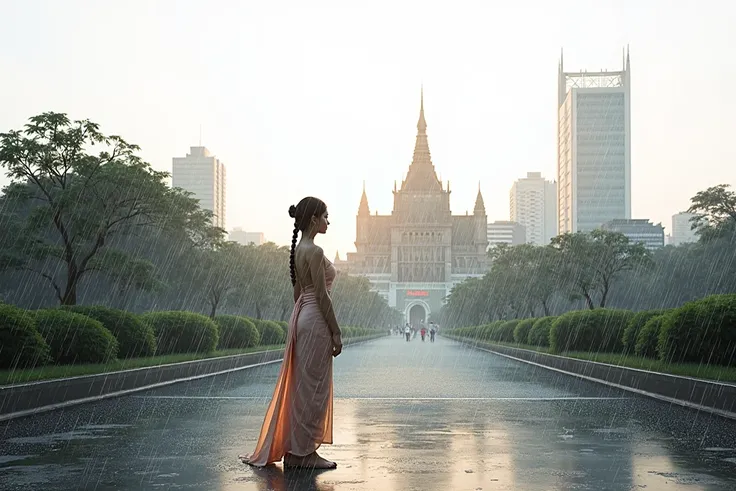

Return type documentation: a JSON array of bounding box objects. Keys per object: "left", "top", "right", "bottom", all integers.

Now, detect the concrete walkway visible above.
[{"left": 1, "top": 336, "right": 736, "bottom": 490}]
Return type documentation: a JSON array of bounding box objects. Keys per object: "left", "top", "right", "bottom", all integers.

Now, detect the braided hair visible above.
[{"left": 288, "top": 197, "right": 327, "bottom": 286}]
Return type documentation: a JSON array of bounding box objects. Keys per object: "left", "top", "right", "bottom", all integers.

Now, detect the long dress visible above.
[{"left": 241, "top": 258, "right": 336, "bottom": 466}]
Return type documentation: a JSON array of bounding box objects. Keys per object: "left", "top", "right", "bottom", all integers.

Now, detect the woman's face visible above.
[{"left": 314, "top": 210, "right": 329, "bottom": 234}]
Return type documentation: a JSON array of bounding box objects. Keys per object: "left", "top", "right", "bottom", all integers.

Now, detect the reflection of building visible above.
[
  {"left": 557, "top": 48, "right": 631, "bottom": 234},
  {"left": 172, "top": 146, "right": 227, "bottom": 229},
  {"left": 229, "top": 228, "right": 264, "bottom": 246},
  {"left": 600, "top": 219, "right": 664, "bottom": 251},
  {"left": 334, "top": 91, "right": 488, "bottom": 326},
  {"left": 487, "top": 221, "right": 526, "bottom": 249},
  {"left": 510, "top": 172, "right": 557, "bottom": 245},
  {"left": 671, "top": 212, "right": 698, "bottom": 245}
]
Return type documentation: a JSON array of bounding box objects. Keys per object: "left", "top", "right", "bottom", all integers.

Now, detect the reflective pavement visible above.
[{"left": 2, "top": 336, "right": 736, "bottom": 490}]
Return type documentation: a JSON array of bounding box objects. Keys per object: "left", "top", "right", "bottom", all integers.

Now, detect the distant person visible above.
[
  {"left": 429, "top": 324, "right": 436, "bottom": 343},
  {"left": 420, "top": 326, "right": 427, "bottom": 342},
  {"left": 404, "top": 325, "right": 411, "bottom": 342},
  {"left": 241, "top": 197, "right": 341, "bottom": 470}
]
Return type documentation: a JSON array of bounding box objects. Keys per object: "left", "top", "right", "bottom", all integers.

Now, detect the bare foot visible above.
[{"left": 284, "top": 452, "right": 337, "bottom": 469}]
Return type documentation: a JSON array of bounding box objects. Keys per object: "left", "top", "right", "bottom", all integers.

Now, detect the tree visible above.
[
  {"left": 0, "top": 112, "right": 221, "bottom": 305},
  {"left": 193, "top": 242, "right": 248, "bottom": 319},
  {"left": 551, "top": 230, "right": 651, "bottom": 309}
]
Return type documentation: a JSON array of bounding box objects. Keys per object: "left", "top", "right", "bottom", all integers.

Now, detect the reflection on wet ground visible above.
[{"left": 1, "top": 337, "right": 736, "bottom": 490}]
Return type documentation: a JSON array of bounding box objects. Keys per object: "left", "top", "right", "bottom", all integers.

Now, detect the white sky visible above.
[{"left": 1, "top": 0, "right": 735, "bottom": 260}]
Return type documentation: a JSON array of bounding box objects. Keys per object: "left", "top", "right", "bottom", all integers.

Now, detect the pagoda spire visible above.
[
  {"left": 358, "top": 180, "right": 370, "bottom": 215},
  {"left": 400, "top": 87, "right": 442, "bottom": 193},
  {"left": 474, "top": 182, "right": 486, "bottom": 215}
]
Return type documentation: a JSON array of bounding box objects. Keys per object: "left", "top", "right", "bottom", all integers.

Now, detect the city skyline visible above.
[{"left": 1, "top": 1, "right": 735, "bottom": 261}]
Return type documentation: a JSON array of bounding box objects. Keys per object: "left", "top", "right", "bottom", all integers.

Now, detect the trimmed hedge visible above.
[
  {"left": 623, "top": 309, "right": 667, "bottom": 353},
  {"left": 514, "top": 319, "right": 536, "bottom": 344},
  {"left": 528, "top": 317, "right": 555, "bottom": 347},
  {"left": 34, "top": 309, "right": 118, "bottom": 364},
  {"left": 214, "top": 315, "right": 260, "bottom": 349},
  {"left": 0, "top": 304, "right": 50, "bottom": 369},
  {"left": 635, "top": 314, "right": 667, "bottom": 358},
  {"left": 550, "top": 309, "right": 634, "bottom": 354},
  {"left": 142, "top": 311, "right": 219, "bottom": 355},
  {"left": 60, "top": 305, "right": 156, "bottom": 358},
  {"left": 658, "top": 294, "right": 736, "bottom": 365},
  {"left": 253, "top": 319, "right": 286, "bottom": 345}
]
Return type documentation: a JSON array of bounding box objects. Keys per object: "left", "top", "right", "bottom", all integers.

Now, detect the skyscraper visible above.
[
  {"left": 172, "top": 146, "right": 227, "bottom": 229},
  {"left": 510, "top": 172, "right": 557, "bottom": 245},
  {"left": 671, "top": 212, "right": 698, "bottom": 245},
  {"left": 557, "top": 48, "right": 631, "bottom": 234}
]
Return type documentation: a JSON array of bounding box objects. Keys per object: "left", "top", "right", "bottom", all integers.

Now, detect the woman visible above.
[{"left": 241, "top": 197, "right": 343, "bottom": 470}]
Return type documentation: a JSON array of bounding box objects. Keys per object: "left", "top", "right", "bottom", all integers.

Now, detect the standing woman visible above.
[{"left": 241, "top": 197, "right": 343, "bottom": 469}]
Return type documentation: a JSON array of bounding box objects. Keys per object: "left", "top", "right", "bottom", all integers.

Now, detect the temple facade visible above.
[{"left": 334, "top": 92, "right": 488, "bottom": 326}]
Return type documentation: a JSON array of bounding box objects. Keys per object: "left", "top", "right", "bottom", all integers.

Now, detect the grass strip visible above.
[
  {"left": 445, "top": 336, "right": 736, "bottom": 384},
  {"left": 0, "top": 334, "right": 384, "bottom": 386}
]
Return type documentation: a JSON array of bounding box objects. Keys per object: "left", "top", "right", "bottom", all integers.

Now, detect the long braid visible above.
[{"left": 289, "top": 221, "right": 299, "bottom": 286}]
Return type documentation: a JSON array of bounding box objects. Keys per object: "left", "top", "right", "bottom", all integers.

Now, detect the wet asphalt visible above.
[{"left": 1, "top": 335, "right": 736, "bottom": 491}]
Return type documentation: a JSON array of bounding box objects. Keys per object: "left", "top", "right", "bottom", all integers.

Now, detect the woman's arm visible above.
[
  {"left": 308, "top": 246, "right": 341, "bottom": 338},
  {"left": 293, "top": 282, "right": 302, "bottom": 303}
]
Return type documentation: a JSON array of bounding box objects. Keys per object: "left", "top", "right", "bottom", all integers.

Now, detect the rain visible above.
[{"left": 1, "top": 2, "right": 736, "bottom": 490}]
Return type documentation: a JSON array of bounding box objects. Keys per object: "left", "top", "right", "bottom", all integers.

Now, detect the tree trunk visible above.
[
  {"left": 61, "top": 263, "right": 79, "bottom": 305},
  {"left": 209, "top": 301, "right": 218, "bottom": 319},
  {"left": 599, "top": 281, "right": 610, "bottom": 308},
  {"left": 542, "top": 299, "right": 550, "bottom": 316},
  {"left": 255, "top": 303, "right": 262, "bottom": 320},
  {"left": 583, "top": 292, "right": 595, "bottom": 310}
]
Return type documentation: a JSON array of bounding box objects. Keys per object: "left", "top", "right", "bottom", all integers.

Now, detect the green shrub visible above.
[
  {"left": 0, "top": 304, "right": 50, "bottom": 369},
  {"left": 495, "top": 320, "right": 519, "bottom": 343},
  {"left": 341, "top": 326, "right": 354, "bottom": 338},
  {"left": 276, "top": 320, "right": 289, "bottom": 337},
  {"left": 623, "top": 309, "right": 667, "bottom": 353},
  {"left": 141, "top": 311, "right": 219, "bottom": 355},
  {"left": 214, "top": 315, "right": 260, "bottom": 349},
  {"left": 60, "top": 305, "right": 156, "bottom": 358},
  {"left": 528, "top": 317, "right": 555, "bottom": 347},
  {"left": 514, "top": 319, "right": 536, "bottom": 344},
  {"left": 34, "top": 309, "right": 118, "bottom": 364},
  {"left": 658, "top": 294, "right": 736, "bottom": 365},
  {"left": 253, "top": 319, "right": 286, "bottom": 345},
  {"left": 478, "top": 321, "right": 502, "bottom": 342},
  {"left": 635, "top": 315, "right": 667, "bottom": 358},
  {"left": 550, "top": 309, "right": 634, "bottom": 353}
]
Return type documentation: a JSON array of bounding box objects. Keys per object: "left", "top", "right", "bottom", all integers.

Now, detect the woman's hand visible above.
[{"left": 332, "top": 333, "right": 343, "bottom": 357}]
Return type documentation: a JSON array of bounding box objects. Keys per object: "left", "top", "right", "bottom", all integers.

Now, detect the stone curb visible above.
[
  {"left": 0, "top": 334, "right": 384, "bottom": 422},
  {"left": 446, "top": 335, "right": 736, "bottom": 421}
]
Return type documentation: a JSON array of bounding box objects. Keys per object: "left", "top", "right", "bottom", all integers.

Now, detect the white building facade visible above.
[
  {"left": 487, "top": 221, "right": 526, "bottom": 250},
  {"left": 601, "top": 219, "right": 665, "bottom": 251},
  {"left": 558, "top": 49, "right": 631, "bottom": 234},
  {"left": 172, "top": 146, "right": 227, "bottom": 229},
  {"left": 510, "top": 172, "right": 558, "bottom": 245},
  {"left": 671, "top": 212, "right": 699, "bottom": 246},
  {"left": 229, "top": 228, "right": 265, "bottom": 246}
]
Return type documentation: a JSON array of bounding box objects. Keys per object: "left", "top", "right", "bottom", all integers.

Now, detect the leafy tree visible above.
[
  {"left": 552, "top": 230, "right": 651, "bottom": 309},
  {"left": 0, "top": 112, "right": 221, "bottom": 305}
]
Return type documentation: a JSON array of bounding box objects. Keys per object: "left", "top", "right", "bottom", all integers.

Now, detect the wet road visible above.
[{"left": 1, "top": 336, "right": 736, "bottom": 491}]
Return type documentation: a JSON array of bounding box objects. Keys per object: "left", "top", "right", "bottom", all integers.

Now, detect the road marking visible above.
[{"left": 131, "top": 395, "right": 630, "bottom": 401}]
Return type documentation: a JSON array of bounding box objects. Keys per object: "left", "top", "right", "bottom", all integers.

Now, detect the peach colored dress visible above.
[{"left": 242, "top": 259, "right": 336, "bottom": 466}]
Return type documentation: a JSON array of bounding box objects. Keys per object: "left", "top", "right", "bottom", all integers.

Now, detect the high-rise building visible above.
[
  {"left": 335, "top": 90, "right": 488, "bottom": 326},
  {"left": 557, "top": 48, "right": 631, "bottom": 234},
  {"left": 487, "top": 221, "right": 526, "bottom": 249},
  {"left": 172, "top": 146, "right": 227, "bottom": 229},
  {"left": 600, "top": 219, "right": 664, "bottom": 251},
  {"left": 671, "top": 212, "right": 699, "bottom": 245},
  {"left": 229, "top": 228, "right": 265, "bottom": 246},
  {"left": 510, "top": 172, "right": 557, "bottom": 245}
]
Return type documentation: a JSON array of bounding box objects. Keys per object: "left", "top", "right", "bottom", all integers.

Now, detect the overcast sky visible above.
[{"left": 1, "top": 0, "right": 735, "bottom": 260}]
